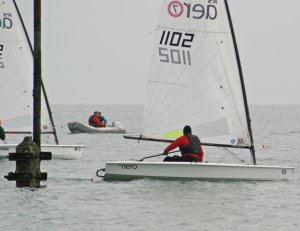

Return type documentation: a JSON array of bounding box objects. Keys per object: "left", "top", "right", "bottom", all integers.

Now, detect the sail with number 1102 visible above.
[{"left": 96, "top": 0, "right": 294, "bottom": 180}]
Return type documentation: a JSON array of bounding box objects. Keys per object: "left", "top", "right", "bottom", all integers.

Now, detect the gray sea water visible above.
[{"left": 0, "top": 105, "right": 299, "bottom": 231}]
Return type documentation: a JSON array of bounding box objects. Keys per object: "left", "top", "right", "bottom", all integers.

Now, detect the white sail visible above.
[
  {"left": 0, "top": 0, "right": 52, "bottom": 135},
  {"left": 141, "top": 0, "right": 250, "bottom": 146},
  {"left": 0, "top": 0, "right": 85, "bottom": 160}
]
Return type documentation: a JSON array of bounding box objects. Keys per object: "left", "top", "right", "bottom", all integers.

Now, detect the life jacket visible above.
[{"left": 179, "top": 134, "right": 201, "bottom": 155}]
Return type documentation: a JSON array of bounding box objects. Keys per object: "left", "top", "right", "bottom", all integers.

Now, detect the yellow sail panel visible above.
[{"left": 163, "top": 129, "right": 183, "bottom": 139}]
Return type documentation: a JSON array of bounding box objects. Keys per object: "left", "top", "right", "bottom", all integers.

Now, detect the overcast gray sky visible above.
[{"left": 16, "top": 0, "right": 300, "bottom": 105}]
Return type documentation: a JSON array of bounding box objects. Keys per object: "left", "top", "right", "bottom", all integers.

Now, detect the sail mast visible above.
[
  {"left": 13, "top": 0, "right": 59, "bottom": 145},
  {"left": 224, "top": 0, "right": 256, "bottom": 164}
]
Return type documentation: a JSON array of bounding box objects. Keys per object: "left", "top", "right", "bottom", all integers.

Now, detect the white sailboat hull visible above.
[
  {"left": 103, "top": 161, "right": 295, "bottom": 181},
  {"left": 0, "top": 144, "right": 85, "bottom": 160},
  {"left": 68, "top": 121, "right": 126, "bottom": 134}
]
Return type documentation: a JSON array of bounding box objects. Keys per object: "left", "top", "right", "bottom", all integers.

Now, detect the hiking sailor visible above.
[{"left": 163, "top": 125, "right": 204, "bottom": 162}]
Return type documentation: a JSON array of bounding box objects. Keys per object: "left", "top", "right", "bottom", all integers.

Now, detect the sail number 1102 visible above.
[{"left": 158, "top": 30, "right": 194, "bottom": 66}]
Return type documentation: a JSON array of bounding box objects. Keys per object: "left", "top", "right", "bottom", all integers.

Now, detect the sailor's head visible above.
[
  {"left": 183, "top": 125, "right": 192, "bottom": 135},
  {"left": 94, "top": 111, "right": 98, "bottom": 115}
]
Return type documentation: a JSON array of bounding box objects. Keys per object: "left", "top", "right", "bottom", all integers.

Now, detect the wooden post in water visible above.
[
  {"left": 4, "top": 137, "right": 51, "bottom": 188},
  {"left": 4, "top": 0, "right": 51, "bottom": 187}
]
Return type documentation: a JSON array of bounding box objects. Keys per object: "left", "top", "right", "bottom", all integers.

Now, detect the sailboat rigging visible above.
[
  {"left": 123, "top": 135, "right": 251, "bottom": 150},
  {"left": 12, "top": 0, "right": 59, "bottom": 144},
  {"left": 0, "top": 0, "right": 84, "bottom": 159},
  {"left": 224, "top": 0, "right": 256, "bottom": 164},
  {"left": 96, "top": 0, "right": 294, "bottom": 181}
]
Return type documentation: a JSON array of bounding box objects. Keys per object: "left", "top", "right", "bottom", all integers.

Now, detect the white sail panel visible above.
[
  {"left": 0, "top": 0, "right": 33, "bottom": 131},
  {"left": 0, "top": 0, "right": 53, "bottom": 134},
  {"left": 141, "top": 0, "right": 250, "bottom": 146}
]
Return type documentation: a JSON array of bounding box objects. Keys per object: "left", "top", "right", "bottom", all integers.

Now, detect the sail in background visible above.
[
  {"left": 0, "top": 0, "right": 52, "bottom": 134},
  {"left": 141, "top": 0, "right": 250, "bottom": 146}
]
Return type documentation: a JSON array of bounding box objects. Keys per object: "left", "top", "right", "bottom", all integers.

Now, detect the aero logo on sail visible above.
[
  {"left": 167, "top": 0, "right": 217, "bottom": 20},
  {"left": 0, "top": 13, "right": 13, "bottom": 69},
  {"left": 0, "top": 13, "right": 13, "bottom": 29}
]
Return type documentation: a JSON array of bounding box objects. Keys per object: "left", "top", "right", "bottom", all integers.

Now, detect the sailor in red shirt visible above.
[{"left": 163, "top": 125, "right": 204, "bottom": 162}]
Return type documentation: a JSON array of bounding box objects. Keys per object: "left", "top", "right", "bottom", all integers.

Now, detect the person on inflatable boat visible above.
[{"left": 88, "top": 111, "right": 106, "bottom": 127}]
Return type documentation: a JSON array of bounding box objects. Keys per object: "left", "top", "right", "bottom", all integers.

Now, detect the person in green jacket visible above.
[
  {"left": 98, "top": 112, "right": 107, "bottom": 126},
  {"left": 0, "top": 120, "right": 5, "bottom": 141}
]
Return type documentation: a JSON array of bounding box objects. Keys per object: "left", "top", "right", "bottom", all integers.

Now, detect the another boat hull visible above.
[
  {"left": 103, "top": 161, "right": 295, "bottom": 181},
  {"left": 68, "top": 121, "right": 126, "bottom": 134},
  {"left": 0, "top": 144, "right": 85, "bottom": 160}
]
